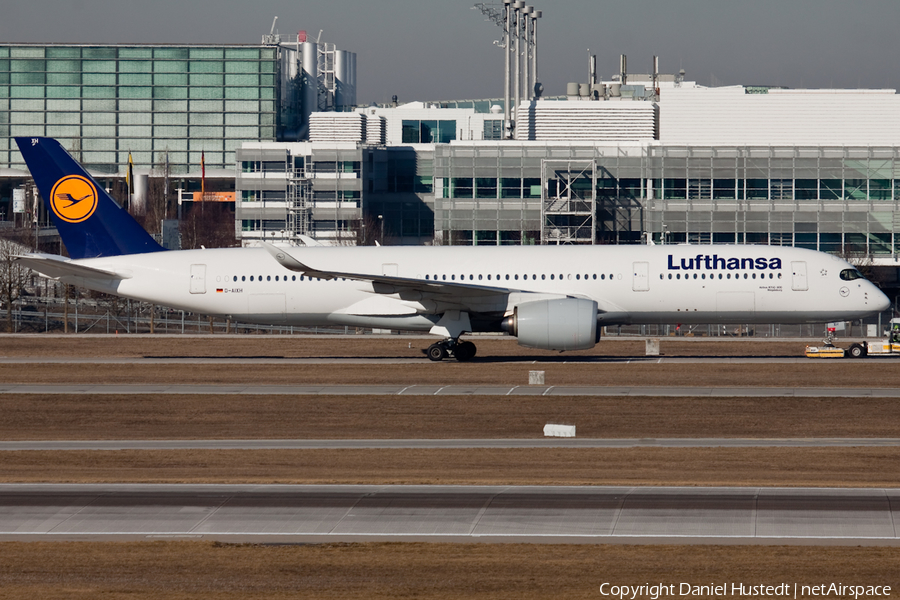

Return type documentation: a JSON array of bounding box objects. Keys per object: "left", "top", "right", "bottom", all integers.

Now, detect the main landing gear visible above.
[{"left": 424, "top": 339, "right": 477, "bottom": 362}]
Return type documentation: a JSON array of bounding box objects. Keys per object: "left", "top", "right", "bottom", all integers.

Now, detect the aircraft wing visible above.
[
  {"left": 260, "top": 242, "right": 512, "bottom": 299},
  {"left": 15, "top": 254, "right": 131, "bottom": 281},
  {"left": 258, "top": 243, "right": 630, "bottom": 323}
]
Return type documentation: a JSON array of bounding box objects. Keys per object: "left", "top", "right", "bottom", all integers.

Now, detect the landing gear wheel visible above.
[
  {"left": 848, "top": 343, "right": 867, "bottom": 358},
  {"left": 454, "top": 341, "right": 477, "bottom": 362},
  {"left": 426, "top": 343, "right": 447, "bottom": 362}
]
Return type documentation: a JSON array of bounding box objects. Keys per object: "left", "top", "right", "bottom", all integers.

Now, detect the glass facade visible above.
[
  {"left": 435, "top": 144, "right": 900, "bottom": 255},
  {"left": 0, "top": 44, "right": 279, "bottom": 174},
  {"left": 644, "top": 146, "right": 900, "bottom": 255}
]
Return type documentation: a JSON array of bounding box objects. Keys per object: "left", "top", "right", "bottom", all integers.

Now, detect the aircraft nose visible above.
[{"left": 873, "top": 286, "right": 891, "bottom": 313}]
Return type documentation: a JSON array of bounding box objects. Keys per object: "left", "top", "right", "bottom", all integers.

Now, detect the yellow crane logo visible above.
[{"left": 49, "top": 175, "right": 98, "bottom": 223}]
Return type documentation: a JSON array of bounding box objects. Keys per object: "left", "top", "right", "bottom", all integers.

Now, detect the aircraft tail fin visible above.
[{"left": 14, "top": 137, "right": 165, "bottom": 259}]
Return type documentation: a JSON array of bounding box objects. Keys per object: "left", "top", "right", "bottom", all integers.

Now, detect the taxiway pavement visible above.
[
  {"left": 0, "top": 356, "right": 835, "bottom": 365},
  {"left": 1, "top": 484, "right": 897, "bottom": 545}
]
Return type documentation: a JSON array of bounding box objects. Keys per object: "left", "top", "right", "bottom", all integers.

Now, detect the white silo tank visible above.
[
  {"left": 334, "top": 50, "right": 350, "bottom": 110},
  {"left": 302, "top": 42, "right": 318, "bottom": 123},
  {"left": 348, "top": 53, "right": 357, "bottom": 107}
]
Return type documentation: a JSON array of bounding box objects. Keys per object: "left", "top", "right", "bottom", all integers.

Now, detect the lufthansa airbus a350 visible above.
[{"left": 13, "top": 137, "right": 891, "bottom": 361}]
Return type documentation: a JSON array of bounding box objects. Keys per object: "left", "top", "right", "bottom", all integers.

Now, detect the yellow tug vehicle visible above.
[
  {"left": 804, "top": 343, "right": 847, "bottom": 358},
  {"left": 806, "top": 318, "right": 900, "bottom": 359}
]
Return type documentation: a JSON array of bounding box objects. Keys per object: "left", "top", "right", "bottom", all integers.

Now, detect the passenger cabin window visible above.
[{"left": 840, "top": 269, "right": 864, "bottom": 281}]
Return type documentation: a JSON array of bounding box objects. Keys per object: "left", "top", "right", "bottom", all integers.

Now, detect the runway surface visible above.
[
  {"left": 1, "top": 383, "right": 898, "bottom": 397},
  {"left": 0, "top": 356, "right": 849, "bottom": 365},
  {"left": 1, "top": 484, "right": 898, "bottom": 545},
  {"left": 3, "top": 438, "right": 900, "bottom": 450}
]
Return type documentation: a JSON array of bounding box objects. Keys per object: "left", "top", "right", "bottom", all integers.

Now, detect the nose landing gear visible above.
[{"left": 424, "top": 339, "right": 477, "bottom": 362}]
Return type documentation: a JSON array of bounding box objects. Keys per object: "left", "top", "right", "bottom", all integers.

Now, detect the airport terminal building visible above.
[
  {"left": 2, "top": 39, "right": 900, "bottom": 270},
  {"left": 0, "top": 44, "right": 283, "bottom": 176},
  {"left": 237, "top": 84, "right": 900, "bottom": 269},
  {"left": 0, "top": 38, "right": 355, "bottom": 228}
]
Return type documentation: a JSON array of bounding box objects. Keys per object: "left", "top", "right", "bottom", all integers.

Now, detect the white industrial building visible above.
[
  {"left": 660, "top": 86, "right": 900, "bottom": 146},
  {"left": 237, "top": 80, "right": 900, "bottom": 269}
]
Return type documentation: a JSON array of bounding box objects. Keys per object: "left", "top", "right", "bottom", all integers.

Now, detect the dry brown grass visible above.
[
  {"left": 3, "top": 447, "right": 900, "bottom": 487},
  {"left": 1, "top": 394, "right": 899, "bottom": 440},
  {"left": 0, "top": 361, "right": 895, "bottom": 388},
  {"left": 0, "top": 541, "right": 897, "bottom": 599}
]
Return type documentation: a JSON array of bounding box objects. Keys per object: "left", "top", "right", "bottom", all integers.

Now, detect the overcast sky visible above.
[{"left": 3, "top": 0, "right": 900, "bottom": 104}]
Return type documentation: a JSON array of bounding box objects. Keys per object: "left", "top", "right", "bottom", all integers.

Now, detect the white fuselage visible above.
[{"left": 63, "top": 244, "right": 889, "bottom": 333}]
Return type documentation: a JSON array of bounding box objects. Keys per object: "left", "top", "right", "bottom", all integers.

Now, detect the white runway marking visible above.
[{"left": 2, "top": 484, "right": 898, "bottom": 546}]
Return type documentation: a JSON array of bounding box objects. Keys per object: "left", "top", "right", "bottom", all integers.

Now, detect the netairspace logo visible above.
[{"left": 599, "top": 582, "right": 892, "bottom": 599}]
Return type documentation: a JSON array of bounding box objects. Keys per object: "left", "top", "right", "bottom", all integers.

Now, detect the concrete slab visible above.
[{"left": 0, "top": 485, "right": 898, "bottom": 545}]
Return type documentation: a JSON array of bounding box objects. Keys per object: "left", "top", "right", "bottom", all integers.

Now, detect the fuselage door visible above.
[
  {"left": 190, "top": 264, "right": 206, "bottom": 294},
  {"left": 382, "top": 263, "right": 398, "bottom": 277},
  {"left": 791, "top": 261, "right": 808, "bottom": 291},
  {"left": 632, "top": 261, "right": 650, "bottom": 292}
]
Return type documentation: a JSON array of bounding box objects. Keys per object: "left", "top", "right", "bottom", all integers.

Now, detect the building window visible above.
[
  {"left": 401, "top": 119, "right": 457, "bottom": 143},
  {"left": 476, "top": 178, "right": 497, "bottom": 199},
  {"left": 484, "top": 119, "right": 504, "bottom": 141},
  {"left": 451, "top": 178, "right": 473, "bottom": 199}
]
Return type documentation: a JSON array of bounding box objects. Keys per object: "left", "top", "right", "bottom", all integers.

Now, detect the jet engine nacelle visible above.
[{"left": 501, "top": 298, "right": 599, "bottom": 351}]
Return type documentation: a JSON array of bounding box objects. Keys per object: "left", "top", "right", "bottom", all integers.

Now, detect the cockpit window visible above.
[{"left": 840, "top": 269, "right": 864, "bottom": 281}]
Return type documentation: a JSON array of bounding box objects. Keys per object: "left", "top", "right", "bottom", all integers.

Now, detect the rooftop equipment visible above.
[{"left": 474, "top": 1, "right": 542, "bottom": 138}]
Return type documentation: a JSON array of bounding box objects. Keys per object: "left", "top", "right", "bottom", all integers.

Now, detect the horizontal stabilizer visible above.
[{"left": 15, "top": 254, "right": 130, "bottom": 281}]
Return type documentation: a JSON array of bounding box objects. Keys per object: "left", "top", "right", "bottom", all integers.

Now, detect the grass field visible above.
[
  {"left": 3, "top": 447, "right": 900, "bottom": 487},
  {"left": 0, "top": 542, "right": 897, "bottom": 600},
  {"left": 0, "top": 394, "right": 898, "bottom": 440}
]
